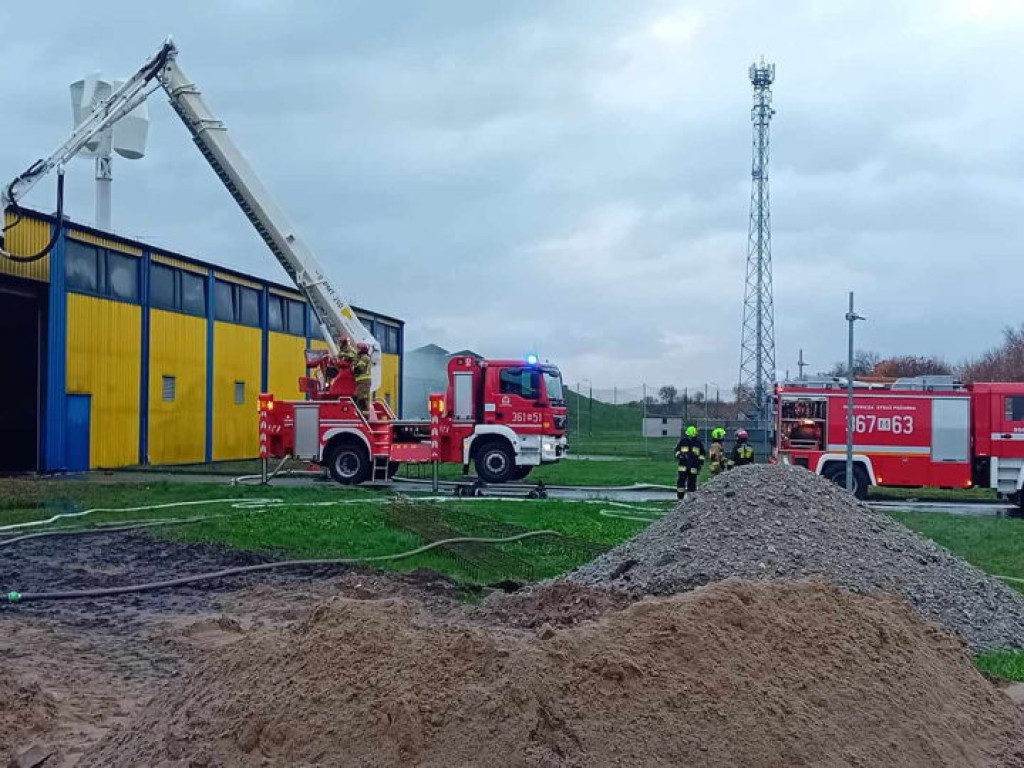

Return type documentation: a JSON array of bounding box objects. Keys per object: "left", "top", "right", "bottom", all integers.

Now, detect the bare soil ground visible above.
[
  {"left": 2, "top": 525, "right": 1023, "bottom": 767},
  {"left": 0, "top": 532, "right": 470, "bottom": 766}
]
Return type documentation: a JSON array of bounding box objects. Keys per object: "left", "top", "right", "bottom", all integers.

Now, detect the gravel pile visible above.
[{"left": 567, "top": 464, "right": 1024, "bottom": 651}]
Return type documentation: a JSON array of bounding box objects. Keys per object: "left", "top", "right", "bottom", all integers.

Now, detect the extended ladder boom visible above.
[{"left": 2, "top": 39, "right": 381, "bottom": 390}]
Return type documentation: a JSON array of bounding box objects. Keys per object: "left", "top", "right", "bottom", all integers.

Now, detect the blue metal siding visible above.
[{"left": 43, "top": 225, "right": 67, "bottom": 471}]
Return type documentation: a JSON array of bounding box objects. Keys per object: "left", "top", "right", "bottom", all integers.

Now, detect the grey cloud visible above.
[{"left": 2, "top": 0, "right": 1023, "bottom": 392}]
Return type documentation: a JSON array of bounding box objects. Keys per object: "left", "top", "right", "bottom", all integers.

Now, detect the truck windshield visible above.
[{"left": 542, "top": 369, "right": 565, "bottom": 405}]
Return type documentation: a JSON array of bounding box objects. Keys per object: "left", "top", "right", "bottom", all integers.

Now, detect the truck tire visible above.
[
  {"left": 325, "top": 439, "right": 371, "bottom": 485},
  {"left": 511, "top": 465, "right": 533, "bottom": 482},
  {"left": 474, "top": 439, "right": 516, "bottom": 484},
  {"left": 822, "top": 463, "right": 870, "bottom": 501}
]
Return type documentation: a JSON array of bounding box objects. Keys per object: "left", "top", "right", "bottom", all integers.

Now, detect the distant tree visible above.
[
  {"left": 642, "top": 395, "right": 658, "bottom": 406},
  {"left": 871, "top": 355, "right": 951, "bottom": 378},
  {"left": 961, "top": 325, "right": 1024, "bottom": 382},
  {"left": 823, "top": 349, "right": 881, "bottom": 378},
  {"left": 692, "top": 391, "right": 705, "bottom": 405},
  {"left": 658, "top": 385, "right": 678, "bottom": 405}
]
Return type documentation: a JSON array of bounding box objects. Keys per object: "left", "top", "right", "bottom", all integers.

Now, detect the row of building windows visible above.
[
  {"left": 65, "top": 239, "right": 401, "bottom": 350},
  {"left": 66, "top": 240, "right": 139, "bottom": 302},
  {"left": 268, "top": 294, "right": 306, "bottom": 335},
  {"left": 151, "top": 263, "right": 207, "bottom": 316}
]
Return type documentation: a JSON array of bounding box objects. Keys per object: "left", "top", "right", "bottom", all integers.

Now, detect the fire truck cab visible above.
[{"left": 776, "top": 376, "right": 1024, "bottom": 503}]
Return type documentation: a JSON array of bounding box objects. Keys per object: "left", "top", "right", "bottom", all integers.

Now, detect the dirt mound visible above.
[
  {"left": 0, "top": 676, "right": 57, "bottom": 762},
  {"left": 471, "top": 581, "right": 633, "bottom": 629},
  {"left": 85, "top": 580, "right": 1023, "bottom": 768},
  {"left": 567, "top": 463, "right": 1024, "bottom": 651}
]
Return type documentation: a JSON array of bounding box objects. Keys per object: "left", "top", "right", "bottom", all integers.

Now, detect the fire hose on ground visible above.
[
  {"left": 4, "top": 530, "right": 561, "bottom": 604},
  {"left": 0, "top": 494, "right": 674, "bottom": 604}
]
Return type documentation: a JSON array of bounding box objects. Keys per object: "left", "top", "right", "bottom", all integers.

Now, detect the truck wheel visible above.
[
  {"left": 822, "top": 464, "right": 870, "bottom": 501},
  {"left": 474, "top": 440, "right": 516, "bottom": 484},
  {"left": 325, "top": 440, "right": 371, "bottom": 485},
  {"left": 511, "top": 466, "right": 533, "bottom": 482}
]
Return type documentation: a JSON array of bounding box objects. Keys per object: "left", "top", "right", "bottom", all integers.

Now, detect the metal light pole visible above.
[
  {"left": 575, "top": 381, "right": 581, "bottom": 439},
  {"left": 845, "top": 292, "right": 865, "bottom": 492},
  {"left": 582, "top": 378, "right": 593, "bottom": 438}
]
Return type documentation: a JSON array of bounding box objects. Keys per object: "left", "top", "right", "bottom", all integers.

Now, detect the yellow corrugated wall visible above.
[
  {"left": 66, "top": 294, "right": 141, "bottom": 468},
  {"left": 0, "top": 213, "right": 50, "bottom": 282},
  {"left": 212, "top": 322, "right": 262, "bottom": 459},
  {"left": 379, "top": 353, "right": 401, "bottom": 411},
  {"left": 149, "top": 309, "right": 207, "bottom": 463},
  {"left": 268, "top": 332, "right": 306, "bottom": 399},
  {"left": 300, "top": 342, "right": 401, "bottom": 409}
]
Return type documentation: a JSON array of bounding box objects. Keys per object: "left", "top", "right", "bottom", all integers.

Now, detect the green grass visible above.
[
  {"left": 0, "top": 478, "right": 376, "bottom": 527},
  {"left": 975, "top": 650, "right": 1024, "bottom": 682},
  {"left": 0, "top": 478, "right": 667, "bottom": 584}
]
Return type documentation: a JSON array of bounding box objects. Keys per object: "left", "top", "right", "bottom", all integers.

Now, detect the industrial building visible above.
[{"left": 0, "top": 207, "right": 403, "bottom": 473}]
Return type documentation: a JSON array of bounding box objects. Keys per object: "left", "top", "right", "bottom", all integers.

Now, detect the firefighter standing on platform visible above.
[
  {"left": 708, "top": 427, "right": 727, "bottom": 476},
  {"left": 674, "top": 425, "right": 705, "bottom": 501},
  {"left": 338, "top": 335, "right": 357, "bottom": 364},
  {"left": 353, "top": 343, "right": 373, "bottom": 417},
  {"left": 728, "top": 429, "right": 754, "bottom": 469}
]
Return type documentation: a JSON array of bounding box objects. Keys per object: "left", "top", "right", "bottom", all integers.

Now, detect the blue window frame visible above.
[
  {"left": 66, "top": 239, "right": 139, "bottom": 302},
  {"left": 214, "top": 280, "right": 260, "bottom": 326},
  {"left": 151, "top": 263, "right": 207, "bottom": 317}
]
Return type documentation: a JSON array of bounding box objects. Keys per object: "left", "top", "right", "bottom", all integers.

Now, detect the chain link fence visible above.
[
  {"left": 401, "top": 371, "right": 772, "bottom": 460},
  {"left": 566, "top": 383, "right": 772, "bottom": 460}
]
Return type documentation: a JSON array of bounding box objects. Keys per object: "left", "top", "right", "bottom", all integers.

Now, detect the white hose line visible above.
[
  {"left": 0, "top": 498, "right": 284, "bottom": 534},
  {"left": 1, "top": 492, "right": 671, "bottom": 538},
  {"left": 597, "top": 509, "right": 666, "bottom": 523}
]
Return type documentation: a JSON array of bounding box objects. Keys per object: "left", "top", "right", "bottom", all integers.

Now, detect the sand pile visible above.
[
  {"left": 568, "top": 464, "right": 1024, "bottom": 651},
  {"left": 0, "top": 676, "right": 57, "bottom": 762},
  {"left": 85, "top": 580, "right": 1022, "bottom": 768}
]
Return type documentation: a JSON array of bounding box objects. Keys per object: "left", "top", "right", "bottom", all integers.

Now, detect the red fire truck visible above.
[
  {"left": 776, "top": 376, "right": 1024, "bottom": 504},
  {"left": 264, "top": 352, "right": 568, "bottom": 485},
  {"left": 0, "top": 41, "right": 569, "bottom": 486}
]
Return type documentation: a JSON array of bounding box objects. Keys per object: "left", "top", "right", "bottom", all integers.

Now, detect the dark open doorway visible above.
[{"left": 0, "top": 279, "right": 44, "bottom": 472}]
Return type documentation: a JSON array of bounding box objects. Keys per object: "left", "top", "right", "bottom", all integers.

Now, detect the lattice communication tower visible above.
[{"left": 738, "top": 57, "right": 776, "bottom": 418}]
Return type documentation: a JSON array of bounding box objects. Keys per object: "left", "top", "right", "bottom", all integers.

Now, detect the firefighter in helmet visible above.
[
  {"left": 728, "top": 429, "right": 754, "bottom": 469},
  {"left": 353, "top": 342, "right": 373, "bottom": 417},
  {"left": 674, "top": 425, "right": 705, "bottom": 501},
  {"left": 338, "top": 335, "right": 357, "bottom": 364},
  {"left": 708, "top": 427, "right": 727, "bottom": 476}
]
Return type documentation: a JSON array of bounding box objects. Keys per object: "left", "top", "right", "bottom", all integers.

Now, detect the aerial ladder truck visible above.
[{"left": 1, "top": 39, "right": 568, "bottom": 484}]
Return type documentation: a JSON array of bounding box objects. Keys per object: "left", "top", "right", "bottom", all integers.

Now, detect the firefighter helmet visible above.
[
  {"left": 357, "top": 342, "right": 370, "bottom": 353},
  {"left": 736, "top": 429, "right": 749, "bottom": 439},
  {"left": 685, "top": 425, "right": 698, "bottom": 438},
  {"left": 711, "top": 427, "right": 726, "bottom": 440}
]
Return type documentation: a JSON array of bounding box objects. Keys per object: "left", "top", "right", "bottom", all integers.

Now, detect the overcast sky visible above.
[{"left": 3, "top": 0, "right": 1023, "bottom": 393}]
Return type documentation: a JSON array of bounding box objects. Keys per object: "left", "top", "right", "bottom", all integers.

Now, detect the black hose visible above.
[
  {"left": 1, "top": 170, "right": 64, "bottom": 263},
  {"left": 4, "top": 530, "right": 561, "bottom": 604}
]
